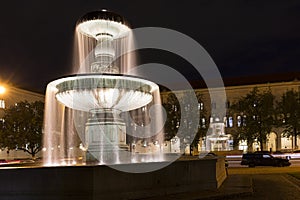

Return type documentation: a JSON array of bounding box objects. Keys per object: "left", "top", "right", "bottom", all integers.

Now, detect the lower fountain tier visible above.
[{"left": 47, "top": 74, "right": 159, "bottom": 112}]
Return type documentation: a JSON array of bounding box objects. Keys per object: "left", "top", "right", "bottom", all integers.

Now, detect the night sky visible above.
[{"left": 0, "top": 0, "right": 299, "bottom": 93}]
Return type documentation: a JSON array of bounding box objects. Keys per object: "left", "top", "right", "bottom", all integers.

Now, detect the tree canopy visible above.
[
  {"left": 162, "top": 91, "right": 207, "bottom": 148},
  {"left": 230, "top": 87, "right": 275, "bottom": 151},
  {"left": 162, "top": 92, "right": 181, "bottom": 141},
  {"left": 276, "top": 89, "right": 300, "bottom": 149},
  {"left": 0, "top": 101, "right": 44, "bottom": 158}
]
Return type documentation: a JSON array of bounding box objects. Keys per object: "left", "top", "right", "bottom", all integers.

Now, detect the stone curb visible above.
[{"left": 195, "top": 190, "right": 253, "bottom": 200}]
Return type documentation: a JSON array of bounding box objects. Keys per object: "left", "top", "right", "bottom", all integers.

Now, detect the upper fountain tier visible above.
[
  {"left": 76, "top": 10, "right": 131, "bottom": 74},
  {"left": 76, "top": 9, "right": 131, "bottom": 40}
]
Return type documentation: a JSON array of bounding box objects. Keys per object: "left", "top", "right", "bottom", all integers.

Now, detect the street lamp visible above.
[
  {"left": 0, "top": 85, "right": 6, "bottom": 109},
  {"left": 0, "top": 85, "right": 5, "bottom": 94}
]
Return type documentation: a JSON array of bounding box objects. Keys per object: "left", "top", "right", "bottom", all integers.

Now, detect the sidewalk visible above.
[{"left": 141, "top": 174, "right": 253, "bottom": 200}]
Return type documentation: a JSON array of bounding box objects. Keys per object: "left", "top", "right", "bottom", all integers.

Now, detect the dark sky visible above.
[{"left": 0, "top": 0, "right": 299, "bottom": 93}]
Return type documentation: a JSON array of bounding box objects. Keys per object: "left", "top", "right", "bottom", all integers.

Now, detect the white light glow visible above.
[{"left": 0, "top": 86, "right": 6, "bottom": 94}]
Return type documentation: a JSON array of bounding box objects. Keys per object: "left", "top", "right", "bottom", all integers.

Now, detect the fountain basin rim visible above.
[
  {"left": 76, "top": 10, "right": 130, "bottom": 28},
  {"left": 47, "top": 74, "right": 159, "bottom": 112}
]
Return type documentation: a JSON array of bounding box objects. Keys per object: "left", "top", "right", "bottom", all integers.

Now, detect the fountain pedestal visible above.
[{"left": 85, "top": 109, "right": 129, "bottom": 164}]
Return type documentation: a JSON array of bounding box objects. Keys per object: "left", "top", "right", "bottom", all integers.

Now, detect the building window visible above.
[
  {"left": 198, "top": 102, "right": 204, "bottom": 110},
  {"left": 224, "top": 117, "right": 228, "bottom": 127},
  {"left": 228, "top": 117, "right": 233, "bottom": 128},
  {"left": 224, "top": 116, "right": 234, "bottom": 128},
  {"left": 0, "top": 100, "right": 5, "bottom": 109},
  {"left": 237, "top": 115, "right": 242, "bottom": 127},
  {"left": 201, "top": 118, "right": 206, "bottom": 128},
  {"left": 0, "top": 118, "right": 4, "bottom": 129},
  {"left": 237, "top": 115, "right": 247, "bottom": 127},
  {"left": 172, "top": 105, "right": 177, "bottom": 112},
  {"left": 243, "top": 115, "right": 247, "bottom": 126}
]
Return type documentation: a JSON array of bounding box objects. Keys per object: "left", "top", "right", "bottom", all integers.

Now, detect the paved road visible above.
[
  {"left": 228, "top": 159, "right": 300, "bottom": 168},
  {"left": 228, "top": 165, "right": 300, "bottom": 175},
  {"left": 238, "top": 174, "right": 300, "bottom": 200}
]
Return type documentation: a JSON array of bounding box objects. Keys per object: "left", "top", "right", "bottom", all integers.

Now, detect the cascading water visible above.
[{"left": 43, "top": 10, "right": 165, "bottom": 166}]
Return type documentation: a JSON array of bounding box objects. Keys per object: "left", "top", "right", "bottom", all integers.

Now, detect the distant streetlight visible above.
[{"left": 0, "top": 86, "right": 5, "bottom": 94}]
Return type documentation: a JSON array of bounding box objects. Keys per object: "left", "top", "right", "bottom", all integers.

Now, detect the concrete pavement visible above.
[
  {"left": 140, "top": 167, "right": 300, "bottom": 200},
  {"left": 140, "top": 174, "right": 253, "bottom": 200},
  {"left": 238, "top": 174, "right": 300, "bottom": 200}
]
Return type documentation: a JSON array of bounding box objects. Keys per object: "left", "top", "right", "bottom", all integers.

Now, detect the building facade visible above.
[
  {"left": 1, "top": 79, "right": 299, "bottom": 158},
  {"left": 160, "top": 79, "right": 300, "bottom": 153}
]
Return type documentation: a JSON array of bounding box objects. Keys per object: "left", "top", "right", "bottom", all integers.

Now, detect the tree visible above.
[
  {"left": 0, "top": 101, "right": 44, "bottom": 158},
  {"left": 276, "top": 89, "right": 300, "bottom": 149},
  {"left": 230, "top": 87, "right": 275, "bottom": 151},
  {"left": 162, "top": 92, "right": 181, "bottom": 140},
  {"left": 162, "top": 90, "right": 208, "bottom": 155},
  {"left": 189, "top": 91, "right": 208, "bottom": 148}
]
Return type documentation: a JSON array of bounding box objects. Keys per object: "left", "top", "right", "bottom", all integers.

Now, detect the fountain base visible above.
[{"left": 0, "top": 158, "right": 227, "bottom": 199}]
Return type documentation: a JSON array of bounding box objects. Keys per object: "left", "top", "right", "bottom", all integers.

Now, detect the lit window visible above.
[
  {"left": 201, "top": 118, "right": 206, "bottom": 128},
  {"left": 173, "top": 105, "right": 177, "bottom": 112},
  {"left": 0, "top": 100, "right": 5, "bottom": 109},
  {"left": 228, "top": 117, "right": 233, "bottom": 128},
  {"left": 225, "top": 117, "right": 232, "bottom": 127},
  {"left": 176, "top": 121, "right": 180, "bottom": 128},
  {"left": 198, "top": 102, "right": 204, "bottom": 110},
  {"left": 237, "top": 115, "right": 242, "bottom": 127}
]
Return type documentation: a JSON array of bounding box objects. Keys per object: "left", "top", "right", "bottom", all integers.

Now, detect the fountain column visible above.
[{"left": 85, "top": 109, "right": 127, "bottom": 163}]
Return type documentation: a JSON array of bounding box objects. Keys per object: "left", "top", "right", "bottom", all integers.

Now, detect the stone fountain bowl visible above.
[
  {"left": 48, "top": 74, "right": 158, "bottom": 112},
  {"left": 76, "top": 10, "right": 131, "bottom": 39}
]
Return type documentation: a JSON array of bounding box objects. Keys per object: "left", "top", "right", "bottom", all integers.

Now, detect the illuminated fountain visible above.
[
  {"left": 0, "top": 10, "right": 227, "bottom": 199},
  {"left": 43, "top": 10, "right": 163, "bottom": 166}
]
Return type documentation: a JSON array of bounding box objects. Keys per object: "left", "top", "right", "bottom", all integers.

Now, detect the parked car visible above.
[{"left": 241, "top": 152, "right": 291, "bottom": 167}]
